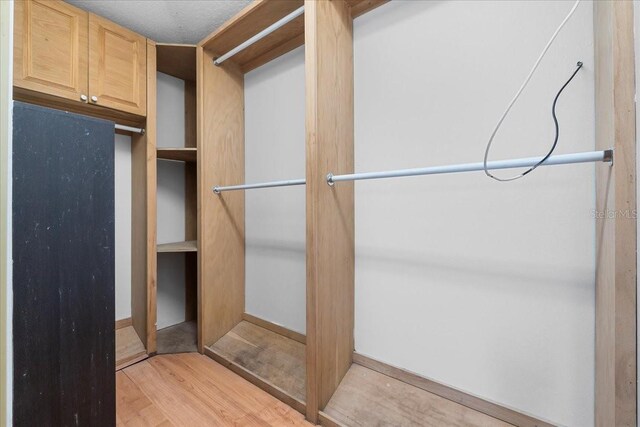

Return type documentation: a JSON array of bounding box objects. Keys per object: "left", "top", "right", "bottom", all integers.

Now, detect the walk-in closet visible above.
[{"left": 4, "top": 0, "right": 638, "bottom": 426}]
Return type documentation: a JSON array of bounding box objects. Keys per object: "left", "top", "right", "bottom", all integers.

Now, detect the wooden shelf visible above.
[
  {"left": 157, "top": 43, "right": 197, "bottom": 82},
  {"left": 157, "top": 147, "right": 197, "bottom": 162},
  {"left": 321, "top": 363, "right": 512, "bottom": 427},
  {"left": 199, "top": 0, "right": 387, "bottom": 74},
  {"left": 204, "top": 320, "right": 306, "bottom": 414},
  {"left": 157, "top": 240, "right": 197, "bottom": 253}
]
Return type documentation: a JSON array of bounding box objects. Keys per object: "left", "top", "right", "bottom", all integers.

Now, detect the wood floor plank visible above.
[
  {"left": 116, "top": 371, "right": 174, "bottom": 427},
  {"left": 209, "top": 320, "right": 306, "bottom": 402},
  {"left": 323, "top": 364, "right": 513, "bottom": 427},
  {"left": 120, "top": 353, "right": 311, "bottom": 427}
]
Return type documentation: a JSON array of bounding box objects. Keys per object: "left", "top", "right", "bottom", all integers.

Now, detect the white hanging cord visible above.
[{"left": 483, "top": 0, "right": 582, "bottom": 182}]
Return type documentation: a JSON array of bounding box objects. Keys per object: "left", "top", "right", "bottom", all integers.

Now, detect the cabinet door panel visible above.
[
  {"left": 89, "top": 14, "right": 147, "bottom": 116},
  {"left": 13, "top": 0, "right": 88, "bottom": 102}
]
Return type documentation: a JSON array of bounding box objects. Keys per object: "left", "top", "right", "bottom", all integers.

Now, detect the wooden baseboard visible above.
[
  {"left": 242, "top": 312, "right": 306, "bottom": 345},
  {"left": 353, "top": 353, "right": 555, "bottom": 427},
  {"left": 115, "top": 317, "right": 133, "bottom": 330},
  {"left": 204, "top": 346, "right": 306, "bottom": 416}
]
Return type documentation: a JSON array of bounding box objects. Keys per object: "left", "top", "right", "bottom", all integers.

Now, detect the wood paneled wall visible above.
[
  {"left": 197, "top": 47, "right": 245, "bottom": 352},
  {"left": 304, "top": 0, "right": 355, "bottom": 422},
  {"left": 594, "top": 2, "right": 637, "bottom": 426}
]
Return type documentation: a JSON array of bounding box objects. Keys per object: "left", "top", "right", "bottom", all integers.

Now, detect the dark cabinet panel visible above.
[{"left": 12, "top": 102, "right": 115, "bottom": 426}]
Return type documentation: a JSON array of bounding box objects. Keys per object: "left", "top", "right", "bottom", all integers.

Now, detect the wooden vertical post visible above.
[
  {"left": 197, "top": 47, "right": 245, "bottom": 352},
  {"left": 131, "top": 39, "right": 157, "bottom": 354},
  {"left": 594, "top": 2, "right": 637, "bottom": 426},
  {"left": 305, "top": 0, "right": 355, "bottom": 422}
]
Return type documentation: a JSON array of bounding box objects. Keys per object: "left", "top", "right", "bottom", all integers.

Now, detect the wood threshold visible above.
[
  {"left": 242, "top": 312, "right": 306, "bottom": 344},
  {"left": 116, "top": 351, "right": 148, "bottom": 372},
  {"left": 157, "top": 240, "right": 197, "bottom": 253},
  {"left": 352, "top": 353, "right": 553, "bottom": 427},
  {"left": 157, "top": 147, "right": 197, "bottom": 163},
  {"left": 116, "top": 325, "right": 148, "bottom": 372},
  {"left": 204, "top": 346, "right": 306, "bottom": 415},
  {"left": 204, "top": 321, "right": 306, "bottom": 415},
  {"left": 322, "top": 362, "right": 518, "bottom": 427},
  {"left": 115, "top": 317, "right": 132, "bottom": 330}
]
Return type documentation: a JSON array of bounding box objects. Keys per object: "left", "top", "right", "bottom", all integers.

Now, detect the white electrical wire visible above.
[{"left": 483, "top": 0, "right": 582, "bottom": 182}]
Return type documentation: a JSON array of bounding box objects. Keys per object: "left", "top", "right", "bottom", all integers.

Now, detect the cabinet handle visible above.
[
  {"left": 80, "top": 94, "right": 88, "bottom": 102},
  {"left": 91, "top": 96, "right": 98, "bottom": 103}
]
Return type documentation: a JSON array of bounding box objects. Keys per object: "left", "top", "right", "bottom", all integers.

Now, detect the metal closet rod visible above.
[
  {"left": 212, "top": 5, "right": 305, "bottom": 66},
  {"left": 212, "top": 149, "right": 613, "bottom": 193},
  {"left": 327, "top": 150, "right": 613, "bottom": 184},
  {"left": 115, "top": 123, "right": 145, "bottom": 135}
]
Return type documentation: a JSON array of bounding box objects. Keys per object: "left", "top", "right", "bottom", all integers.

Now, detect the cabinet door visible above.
[
  {"left": 89, "top": 14, "right": 147, "bottom": 116},
  {"left": 13, "top": 0, "right": 89, "bottom": 103},
  {"left": 12, "top": 102, "right": 115, "bottom": 426}
]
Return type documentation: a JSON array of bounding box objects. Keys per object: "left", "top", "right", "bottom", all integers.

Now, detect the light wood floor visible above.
[{"left": 116, "top": 353, "right": 311, "bottom": 426}]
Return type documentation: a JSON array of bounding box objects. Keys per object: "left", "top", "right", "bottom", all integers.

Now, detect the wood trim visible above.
[
  {"left": 317, "top": 411, "right": 343, "bottom": 427},
  {"left": 203, "top": 346, "right": 306, "bottom": 415},
  {"left": 305, "top": 0, "right": 355, "bottom": 423},
  {"left": 115, "top": 317, "right": 133, "bottom": 330},
  {"left": 353, "top": 353, "right": 554, "bottom": 427},
  {"left": 13, "top": 87, "right": 144, "bottom": 127},
  {"left": 197, "top": 48, "right": 245, "bottom": 352},
  {"left": 242, "top": 313, "right": 306, "bottom": 345},
  {"left": 144, "top": 39, "right": 157, "bottom": 354},
  {"left": 241, "top": 33, "right": 304, "bottom": 74},
  {"left": 348, "top": 0, "right": 388, "bottom": 19},
  {"left": 115, "top": 351, "right": 148, "bottom": 372},
  {"left": 594, "top": 2, "right": 637, "bottom": 426}
]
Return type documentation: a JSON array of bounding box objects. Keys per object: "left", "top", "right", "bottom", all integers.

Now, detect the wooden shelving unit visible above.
[
  {"left": 157, "top": 147, "right": 197, "bottom": 162},
  {"left": 157, "top": 240, "right": 197, "bottom": 253},
  {"left": 154, "top": 42, "right": 199, "bottom": 355}
]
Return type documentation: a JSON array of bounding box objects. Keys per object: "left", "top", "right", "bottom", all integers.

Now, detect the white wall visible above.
[
  {"left": 114, "top": 134, "right": 132, "bottom": 320},
  {"left": 353, "top": 2, "right": 594, "bottom": 426},
  {"left": 0, "top": 0, "right": 13, "bottom": 422},
  {"left": 156, "top": 72, "right": 187, "bottom": 330},
  {"left": 244, "top": 47, "right": 306, "bottom": 334}
]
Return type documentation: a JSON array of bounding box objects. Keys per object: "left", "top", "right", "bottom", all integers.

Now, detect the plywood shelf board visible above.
[
  {"left": 322, "top": 364, "right": 514, "bottom": 427},
  {"left": 198, "top": 0, "right": 388, "bottom": 74},
  {"left": 116, "top": 325, "right": 147, "bottom": 371},
  {"left": 157, "top": 43, "right": 197, "bottom": 81},
  {"left": 157, "top": 147, "right": 197, "bottom": 162},
  {"left": 206, "top": 321, "right": 306, "bottom": 407},
  {"left": 157, "top": 240, "right": 197, "bottom": 253}
]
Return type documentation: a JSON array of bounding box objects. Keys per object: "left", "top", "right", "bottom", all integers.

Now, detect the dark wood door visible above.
[{"left": 12, "top": 102, "right": 115, "bottom": 426}]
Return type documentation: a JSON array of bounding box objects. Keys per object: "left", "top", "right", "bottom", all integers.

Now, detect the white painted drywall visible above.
[
  {"left": 114, "top": 134, "right": 132, "bottom": 321},
  {"left": 244, "top": 46, "right": 306, "bottom": 334},
  {"left": 0, "top": 0, "right": 13, "bottom": 422},
  {"left": 156, "top": 71, "right": 187, "bottom": 330},
  {"left": 353, "top": 2, "right": 594, "bottom": 426}
]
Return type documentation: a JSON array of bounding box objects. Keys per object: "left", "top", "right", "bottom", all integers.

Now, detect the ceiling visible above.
[{"left": 67, "top": 0, "right": 252, "bottom": 44}]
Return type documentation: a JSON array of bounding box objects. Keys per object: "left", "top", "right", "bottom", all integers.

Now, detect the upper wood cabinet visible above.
[
  {"left": 14, "top": 0, "right": 147, "bottom": 117},
  {"left": 13, "top": 0, "right": 89, "bottom": 103},
  {"left": 88, "top": 14, "right": 146, "bottom": 116}
]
